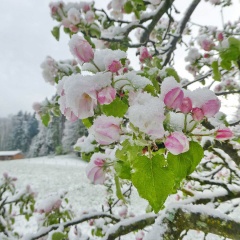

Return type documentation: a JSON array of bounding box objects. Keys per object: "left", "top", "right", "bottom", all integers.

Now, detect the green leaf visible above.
[
  {"left": 167, "top": 141, "right": 203, "bottom": 186},
  {"left": 220, "top": 59, "right": 232, "bottom": 70},
  {"left": 165, "top": 68, "right": 181, "bottom": 83},
  {"left": 114, "top": 175, "right": 126, "bottom": 201},
  {"left": 143, "top": 84, "right": 157, "bottom": 96},
  {"left": 51, "top": 26, "right": 60, "bottom": 41},
  {"left": 102, "top": 97, "right": 128, "bottom": 117},
  {"left": 115, "top": 140, "right": 142, "bottom": 163},
  {"left": 41, "top": 113, "right": 50, "bottom": 127},
  {"left": 132, "top": 154, "right": 175, "bottom": 213},
  {"left": 211, "top": 61, "right": 221, "bottom": 81},
  {"left": 124, "top": 1, "right": 133, "bottom": 13},
  {"left": 52, "top": 232, "right": 66, "bottom": 240},
  {"left": 228, "top": 37, "right": 240, "bottom": 51},
  {"left": 114, "top": 160, "right": 132, "bottom": 180},
  {"left": 82, "top": 118, "right": 93, "bottom": 128}
]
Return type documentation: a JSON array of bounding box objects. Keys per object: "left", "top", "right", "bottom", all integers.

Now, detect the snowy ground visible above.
[
  {"left": 0, "top": 155, "right": 232, "bottom": 240},
  {"left": 0, "top": 155, "right": 148, "bottom": 239}
]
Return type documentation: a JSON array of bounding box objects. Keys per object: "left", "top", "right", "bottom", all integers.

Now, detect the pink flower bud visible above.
[
  {"left": 198, "top": 37, "right": 215, "bottom": 51},
  {"left": 81, "top": 2, "right": 91, "bottom": 13},
  {"left": 97, "top": 87, "right": 116, "bottom": 105},
  {"left": 215, "top": 128, "right": 233, "bottom": 141},
  {"left": 90, "top": 115, "right": 122, "bottom": 145},
  {"left": 69, "top": 34, "right": 94, "bottom": 64},
  {"left": 85, "top": 11, "right": 95, "bottom": 24},
  {"left": 69, "top": 25, "right": 79, "bottom": 33},
  {"left": 165, "top": 132, "right": 189, "bottom": 155},
  {"left": 217, "top": 32, "right": 224, "bottom": 42},
  {"left": 192, "top": 108, "right": 204, "bottom": 121},
  {"left": 107, "top": 60, "right": 122, "bottom": 73},
  {"left": 118, "top": 205, "right": 128, "bottom": 218},
  {"left": 135, "top": 231, "right": 145, "bottom": 240},
  {"left": 32, "top": 102, "right": 42, "bottom": 113},
  {"left": 180, "top": 97, "right": 192, "bottom": 113},
  {"left": 139, "top": 47, "right": 152, "bottom": 63},
  {"left": 202, "top": 99, "right": 221, "bottom": 118},
  {"left": 164, "top": 87, "right": 184, "bottom": 109},
  {"left": 85, "top": 153, "right": 106, "bottom": 184}
]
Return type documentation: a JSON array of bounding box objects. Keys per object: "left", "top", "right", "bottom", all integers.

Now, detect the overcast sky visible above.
[{"left": 0, "top": 0, "right": 239, "bottom": 118}]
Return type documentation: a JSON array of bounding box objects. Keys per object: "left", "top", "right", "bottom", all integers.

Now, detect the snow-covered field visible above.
[
  {"left": 0, "top": 154, "right": 148, "bottom": 239},
  {"left": 0, "top": 155, "right": 232, "bottom": 240}
]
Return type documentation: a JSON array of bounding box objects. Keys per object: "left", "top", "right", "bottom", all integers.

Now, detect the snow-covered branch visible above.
[
  {"left": 158, "top": 204, "right": 240, "bottom": 239},
  {"left": 162, "top": 0, "right": 201, "bottom": 66},
  {"left": 25, "top": 212, "right": 120, "bottom": 240}
]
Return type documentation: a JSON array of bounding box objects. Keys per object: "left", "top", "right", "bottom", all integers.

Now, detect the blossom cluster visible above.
[
  {"left": 49, "top": 1, "right": 95, "bottom": 33},
  {"left": 52, "top": 34, "right": 234, "bottom": 185}
]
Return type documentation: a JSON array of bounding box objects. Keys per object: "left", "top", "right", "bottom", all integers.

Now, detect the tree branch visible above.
[
  {"left": 216, "top": 90, "right": 240, "bottom": 96},
  {"left": 103, "top": 213, "right": 157, "bottom": 240},
  {"left": 27, "top": 212, "right": 120, "bottom": 240},
  {"left": 162, "top": 0, "right": 201, "bottom": 67},
  {"left": 160, "top": 205, "right": 240, "bottom": 239},
  {"left": 140, "top": 0, "right": 175, "bottom": 43}
]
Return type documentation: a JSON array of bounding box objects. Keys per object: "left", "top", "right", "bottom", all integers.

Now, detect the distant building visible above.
[{"left": 0, "top": 151, "right": 24, "bottom": 160}]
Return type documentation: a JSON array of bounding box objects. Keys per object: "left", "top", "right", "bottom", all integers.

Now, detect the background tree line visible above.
[{"left": 0, "top": 111, "right": 86, "bottom": 157}]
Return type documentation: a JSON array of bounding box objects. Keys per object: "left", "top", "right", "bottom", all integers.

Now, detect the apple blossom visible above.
[
  {"left": 139, "top": 46, "right": 152, "bottom": 63},
  {"left": 202, "top": 99, "right": 221, "bottom": 118},
  {"left": 85, "top": 10, "right": 95, "bottom": 24},
  {"left": 198, "top": 35, "right": 215, "bottom": 51},
  {"left": 57, "top": 72, "right": 112, "bottom": 119},
  {"left": 85, "top": 153, "right": 107, "bottom": 184},
  {"left": 128, "top": 92, "right": 165, "bottom": 139},
  {"left": 164, "top": 87, "right": 184, "bottom": 109},
  {"left": 165, "top": 132, "right": 189, "bottom": 155},
  {"left": 180, "top": 97, "right": 192, "bottom": 113},
  {"left": 69, "top": 34, "right": 94, "bottom": 64},
  {"left": 161, "top": 77, "right": 184, "bottom": 110},
  {"left": 97, "top": 86, "right": 116, "bottom": 105},
  {"left": 90, "top": 115, "right": 122, "bottom": 145},
  {"left": 107, "top": 60, "right": 122, "bottom": 73},
  {"left": 215, "top": 128, "right": 234, "bottom": 141},
  {"left": 192, "top": 107, "right": 204, "bottom": 121},
  {"left": 67, "top": 8, "right": 81, "bottom": 25}
]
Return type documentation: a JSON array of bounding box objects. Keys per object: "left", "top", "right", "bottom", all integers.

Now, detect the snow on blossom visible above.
[
  {"left": 160, "top": 77, "right": 184, "bottom": 109},
  {"left": 139, "top": 46, "right": 152, "bottom": 63},
  {"left": 165, "top": 132, "right": 189, "bottom": 155},
  {"left": 185, "top": 48, "right": 201, "bottom": 64},
  {"left": 69, "top": 34, "right": 94, "bottom": 64},
  {"left": 191, "top": 88, "right": 221, "bottom": 118},
  {"left": 82, "top": 49, "right": 126, "bottom": 72},
  {"left": 114, "top": 72, "right": 152, "bottom": 91},
  {"left": 57, "top": 72, "right": 112, "bottom": 119},
  {"left": 85, "top": 152, "right": 107, "bottom": 184},
  {"left": 180, "top": 97, "right": 192, "bottom": 113},
  {"left": 41, "top": 56, "right": 58, "bottom": 85},
  {"left": 36, "top": 195, "right": 62, "bottom": 214},
  {"left": 79, "top": 1, "right": 92, "bottom": 12},
  {"left": 197, "top": 35, "right": 215, "bottom": 51},
  {"left": 111, "top": 0, "right": 125, "bottom": 11},
  {"left": 85, "top": 10, "right": 95, "bottom": 24},
  {"left": 67, "top": 8, "right": 81, "bottom": 25},
  {"left": 169, "top": 112, "right": 195, "bottom": 132},
  {"left": 90, "top": 115, "right": 122, "bottom": 145},
  {"left": 97, "top": 86, "right": 116, "bottom": 105},
  {"left": 74, "top": 134, "right": 96, "bottom": 153},
  {"left": 135, "top": 230, "right": 145, "bottom": 240},
  {"left": 128, "top": 92, "right": 165, "bottom": 139}
]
